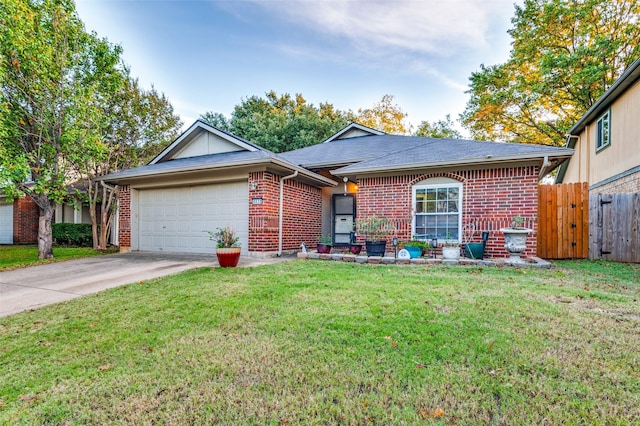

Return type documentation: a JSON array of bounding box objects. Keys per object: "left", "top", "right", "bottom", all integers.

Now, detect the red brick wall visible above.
[
  {"left": 248, "top": 171, "right": 322, "bottom": 253},
  {"left": 357, "top": 166, "right": 540, "bottom": 258},
  {"left": 13, "top": 197, "right": 39, "bottom": 244},
  {"left": 118, "top": 185, "right": 131, "bottom": 249}
]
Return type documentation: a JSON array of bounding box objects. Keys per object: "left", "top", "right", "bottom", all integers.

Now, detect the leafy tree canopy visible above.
[
  {"left": 415, "top": 114, "right": 462, "bottom": 139},
  {"left": 200, "top": 91, "right": 351, "bottom": 153},
  {"left": 355, "top": 94, "right": 412, "bottom": 135},
  {"left": 461, "top": 0, "right": 640, "bottom": 146},
  {"left": 0, "top": 0, "right": 181, "bottom": 257}
]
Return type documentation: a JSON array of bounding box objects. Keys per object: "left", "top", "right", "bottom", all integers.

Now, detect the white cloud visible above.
[{"left": 243, "top": 0, "right": 512, "bottom": 56}]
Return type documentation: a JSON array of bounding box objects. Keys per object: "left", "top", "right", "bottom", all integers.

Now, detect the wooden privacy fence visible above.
[
  {"left": 538, "top": 183, "right": 589, "bottom": 259},
  {"left": 589, "top": 193, "right": 640, "bottom": 263}
]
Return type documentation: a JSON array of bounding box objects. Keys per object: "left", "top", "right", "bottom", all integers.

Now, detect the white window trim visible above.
[
  {"left": 412, "top": 181, "right": 463, "bottom": 243},
  {"left": 595, "top": 109, "right": 611, "bottom": 153}
]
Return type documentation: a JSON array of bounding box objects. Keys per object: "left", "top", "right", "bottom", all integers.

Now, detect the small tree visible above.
[{"left": 0, "top": 0, "right": 122, "bottom": 258}]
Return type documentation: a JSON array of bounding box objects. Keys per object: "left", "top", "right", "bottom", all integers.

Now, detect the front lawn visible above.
[
  {"left": 0, "top": 245, "right": 115, "bottom": 271},
  {"left": 0, "top": 260, "right": 638, "bottom": 424}
]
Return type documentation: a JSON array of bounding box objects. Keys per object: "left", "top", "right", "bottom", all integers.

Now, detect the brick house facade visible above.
[
  {"left": 355, "top": 166, "right": 539, "bottom": 258},
  {"left": 107, "top": 121, "right": 572, "bottom": 259}
]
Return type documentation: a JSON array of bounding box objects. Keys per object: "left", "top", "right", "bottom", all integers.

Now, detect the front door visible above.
[{"left": 332, "top": 194, "right": 355, "bottom": 245}]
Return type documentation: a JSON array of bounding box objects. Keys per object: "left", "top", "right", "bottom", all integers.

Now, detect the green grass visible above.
[
  {"left": 1, "top": 260, "right": 638, "bottom": 424},
  {"left": 0, "top": 245, "right": 115, "bottom": 271}
]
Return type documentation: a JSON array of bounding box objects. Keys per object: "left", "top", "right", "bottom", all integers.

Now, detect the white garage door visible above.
[
  {"left": 137, "top": 182, "right": 248, "bottom": 254},
  {"left": 0, "top": 201, "right": 13, "bottom": 244}
]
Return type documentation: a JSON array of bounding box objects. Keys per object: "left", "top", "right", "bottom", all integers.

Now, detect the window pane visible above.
[{"left": 413, "top": 184, "right": 462, "bottom": 242}]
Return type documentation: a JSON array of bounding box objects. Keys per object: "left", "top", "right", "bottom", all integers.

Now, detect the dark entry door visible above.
[{"left": 333, "top": 194, "right": 355, "bottom": 245}]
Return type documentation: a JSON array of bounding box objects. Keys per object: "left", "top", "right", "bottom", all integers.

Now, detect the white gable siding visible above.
[
  {"left": 336, "top": 128, "right": 374, "bottom": 140},
  {"left": 173, "top": 131, "right": 245, "bottom": 159}
]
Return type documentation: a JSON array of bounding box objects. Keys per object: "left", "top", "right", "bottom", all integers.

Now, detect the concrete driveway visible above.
[{"left": 0, "top": 251, "right": 290, "bottom": 317}]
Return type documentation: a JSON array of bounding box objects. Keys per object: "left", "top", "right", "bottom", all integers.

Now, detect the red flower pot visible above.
[{"left": 216, "top": 247, "right": 241, "bottom": 267}]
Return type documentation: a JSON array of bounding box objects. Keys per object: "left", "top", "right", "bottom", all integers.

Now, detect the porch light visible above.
[{"left": 249, "top": 181, "right": 258, "bottom": 190}]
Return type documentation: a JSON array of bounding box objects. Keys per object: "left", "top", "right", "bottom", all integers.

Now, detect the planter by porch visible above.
[
  {"left": 500, "top": 228, "right": 531, "bottom": 262},
  {"left": 317, "top": 243, "right": 332, "bottom": 254},
  {"left": 216, "top": 247, "right": 241, "bottom": 267},
  {"left": 405, "top": 246, "right": 423, "bottom": 258},
  {"left": 349, "top": 244, "right": 362, "bottom": 255},
  {"left": 442, "top": 245, "right": 460, "bottom": 260},
  {"left": 464, "top": 242, "right": 485, "bottom": 259},
  {"left": 365, "top": 240, "right": 386, "bottom": 257}
]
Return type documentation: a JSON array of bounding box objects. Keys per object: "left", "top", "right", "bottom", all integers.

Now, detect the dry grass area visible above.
[{"left": 0, "top": 260, "right": 638, "bottom": 424}]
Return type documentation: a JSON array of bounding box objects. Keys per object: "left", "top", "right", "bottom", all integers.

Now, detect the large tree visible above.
[
  {"left": 0, "top": 0, "right": 124, "bottom": 258},
  {"left": 462, "top": 0, "right": 640, "bottom": 146},
  {"left": 68, "top": 74, "right": 182, "bottom": 250},
  {"left": 201, "top": 91, "right": 350, "bottom": 153},
  {"left": 355, "top": 94, "right": 412, "bottom": 135},
  {"left": 415, "top": 114, "right": 462, "bottom": 139}
]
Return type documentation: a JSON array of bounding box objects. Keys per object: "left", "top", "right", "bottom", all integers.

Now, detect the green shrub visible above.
[{"left": 52, "top": 223, "right": 93, "bottom": 247}]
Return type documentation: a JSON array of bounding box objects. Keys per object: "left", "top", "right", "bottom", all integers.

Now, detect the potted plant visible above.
[
  {"left": 207, "top": 226, "right": 241, "bottom": 267},
  {"left": 317, "top": 235, "right": 332, "bottom": 254},
  {"left": 441, "top": 238, "right": 460, "bottom": 260},
  {"left": 403, "top": 240, "right": 426, "bottom": 259},
  {"left": 500, "top": 215, "right": 532, "bottom": 262},
  {"left": 348, "top": 230, "right": 362, "bottom": 254},
  {"left": 356, "top": 215, "right": 392, "bottom": 256}
]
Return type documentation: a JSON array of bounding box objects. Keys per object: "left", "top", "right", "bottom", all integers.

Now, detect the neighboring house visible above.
[
  {"left": 556, "top": 56, "right": 640, "bottom": 193},
  {"left": 103, "top": 120, "right": 573, "bottom": 258},
  {"left": 0, "top": 190, "right": 93, "bottom": 245},
  {"left": 0, "top": 194, "right": 39, "bottom": 244}
]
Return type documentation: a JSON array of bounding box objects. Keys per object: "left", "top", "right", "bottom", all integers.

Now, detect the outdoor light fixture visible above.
[
  {"left": 249, "top": 181, "right": 258, "bottom": 190},
  {"left": 393, "top": 236, "right": 398, "bottom": 258},
  {"left": 431, "top": 238, "right": 438, "bottom": 258}
]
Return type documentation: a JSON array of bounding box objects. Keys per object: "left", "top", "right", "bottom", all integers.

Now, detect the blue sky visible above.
[{"left": 75, "top": 0, "right": 520, "bottom": 134}]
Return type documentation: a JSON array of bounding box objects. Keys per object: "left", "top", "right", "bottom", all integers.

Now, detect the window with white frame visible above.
[
  {"left": 413, "top": 179, "right": 462, "bottom": 242},
  {"left": 596, "top": 109, "right": 610, "bottom": 152}
]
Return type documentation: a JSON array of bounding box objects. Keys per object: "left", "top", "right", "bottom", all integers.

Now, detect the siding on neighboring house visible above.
[
  {"left": 562, "top": 65, "right": 640, "bottom": 193},
  {"left": 356, "top": 166, "right": 539, "bottom": 258}
]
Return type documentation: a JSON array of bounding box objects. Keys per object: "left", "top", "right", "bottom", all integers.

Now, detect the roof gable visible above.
[
  {"left": 149, "top": 120, "right": 262, "bottom": 165},
  {"left": 321, "top": 123, "right": 384, "bottom": 143}
]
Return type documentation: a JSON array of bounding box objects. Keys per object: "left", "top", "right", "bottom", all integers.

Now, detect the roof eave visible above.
[
  {"left": 331, "top": 151, "right": 574, "bottom": 177},
  {"left": 102, "top": 157, "right": 337, "bottom": 187}
]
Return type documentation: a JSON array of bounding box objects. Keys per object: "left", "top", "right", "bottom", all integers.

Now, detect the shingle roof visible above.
[
  {"left": 102, "top": 150, "right": 273, "bottom": 182},
  {"left": 279, "top": 134, "right": 574, "bottom": 175}
]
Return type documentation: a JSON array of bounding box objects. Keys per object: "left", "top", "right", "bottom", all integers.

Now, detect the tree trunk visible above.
[
  {"left": 37, "top": 203, "right": 55, "bottom": 259},
  {"left": 87, "top": 181, "right": 99, "bottom": 250},
  {"left": 95, "top": 181, "right": 117, "bottom": 251}
]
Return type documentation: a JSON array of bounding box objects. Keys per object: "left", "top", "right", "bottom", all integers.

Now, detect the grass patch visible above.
[
  {"left": 0, "top": 260, "right": 638, "bottom": 424},
  {"left": 0, "top": 245, "right": 116, "bottom": 271}
]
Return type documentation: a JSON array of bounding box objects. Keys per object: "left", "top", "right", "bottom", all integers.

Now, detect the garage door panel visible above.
[
  {"left": 0, "top": 202, "right": 14, "bottom": 245},
  {"left": 138, "top": 182, "right": 248, "bottom": 254}
]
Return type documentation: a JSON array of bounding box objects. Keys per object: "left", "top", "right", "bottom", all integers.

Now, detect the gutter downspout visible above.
[
  {"left": 278, "top": 170, "right": 298, "bottom": 256},
  {"left": 538, "top": 155, "right": 551, "bottom": 180}
]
